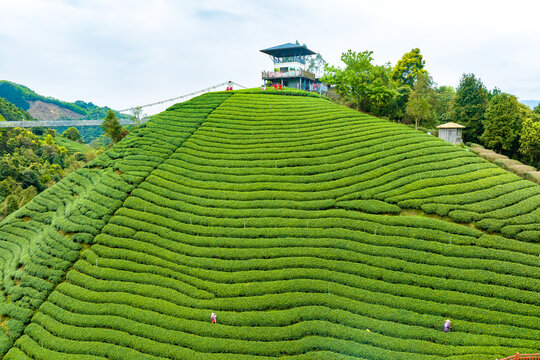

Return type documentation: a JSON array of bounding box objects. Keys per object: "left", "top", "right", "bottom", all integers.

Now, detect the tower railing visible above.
[{"left": 261, "top": 69, "right": 316, "bottom": 80}]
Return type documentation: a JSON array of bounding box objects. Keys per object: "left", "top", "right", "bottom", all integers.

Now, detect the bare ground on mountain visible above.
[{"left": 27, "top": 100, "right": 84, "bottom": 120}]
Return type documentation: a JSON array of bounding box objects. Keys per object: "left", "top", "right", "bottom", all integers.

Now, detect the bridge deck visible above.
[{"left": 0, "top": 119, "right": 143, "bottom": 128}]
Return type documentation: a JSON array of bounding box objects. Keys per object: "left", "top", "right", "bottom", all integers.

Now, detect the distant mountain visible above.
[
  {"left": 0, "top": 80, "right": 128, "bottom": 121},
  {"left": 0, "top": 97, "right": 33, "bottom": 122},
  {"left": 520, "top": 99, "right": 539, "bottom": 110}
]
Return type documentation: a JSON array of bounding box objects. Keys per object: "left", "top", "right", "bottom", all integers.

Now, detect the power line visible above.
[
  {"left": 0, "top": 82, "right": 248, "bottom": 128},
  {"left": 117, "top": 81, "right": 247, "bottom": 112}
]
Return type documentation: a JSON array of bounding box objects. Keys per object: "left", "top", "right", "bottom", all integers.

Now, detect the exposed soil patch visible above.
[
  {"left": 58, "top": 229, "right": 75, "bottom": 238},
  {"left": 398, "top": 208, "right": 491, "bottom": 234},
  {"left": 0, "top": 315, "right": 10, "bottom": 336},
  {"left": 28, "top": 100, "right": 84, "bottom": 121}
]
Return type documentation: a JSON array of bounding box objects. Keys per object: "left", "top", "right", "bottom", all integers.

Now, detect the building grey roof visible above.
[
  {"left": 436, "top": 122, "right": 466, "bottom": 129},
  {"left": 260, "top": 43, "right": 316, "bottom": 58}
]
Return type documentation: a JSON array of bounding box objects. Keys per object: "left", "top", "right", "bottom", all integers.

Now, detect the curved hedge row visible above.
[
  {"left": 0, "top": 92, "right": 233, "bottom": 355},
  {"left": 2, "top": 91, "right": 539, "bottom": 359}
]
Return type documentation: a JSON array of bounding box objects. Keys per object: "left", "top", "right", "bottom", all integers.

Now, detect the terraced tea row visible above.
[
  {"left": 2, "top": 91, "right": 539, "bottom": 359},
  {"left": 0, "top": 92, "right": 233, "bottom": 354}
]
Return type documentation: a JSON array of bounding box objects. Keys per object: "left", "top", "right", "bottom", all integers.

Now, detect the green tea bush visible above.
[
  {"left": 2, "top": 91, "right": 539, "bottom": 359},
  {"left": 516, "top": 231, "right": 540, "bottom": 243}
]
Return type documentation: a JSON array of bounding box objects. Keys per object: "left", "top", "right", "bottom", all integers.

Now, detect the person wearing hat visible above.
[
  {"left": 443, "top": 319, "right": 451, "bottom": 332},
  {"left": 211, "top": 312, "right": 217, "bottom": 324}
]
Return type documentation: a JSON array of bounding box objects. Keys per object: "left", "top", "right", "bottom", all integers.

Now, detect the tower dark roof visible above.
[{"left": 260, "top": 43, "right": 316, "bottom": 58}]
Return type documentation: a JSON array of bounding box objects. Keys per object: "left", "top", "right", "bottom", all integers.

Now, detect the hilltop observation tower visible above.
[{"left": 260, "top": 43, "right": 328, "bottom": 95}]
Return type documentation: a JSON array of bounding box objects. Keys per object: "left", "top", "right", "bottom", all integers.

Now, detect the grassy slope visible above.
[
  {"left": 52, "top": 136, "right": 91, "bottom": 154},
  {"left": 0, "top": 91, "right": 538, "bottom": 359}
]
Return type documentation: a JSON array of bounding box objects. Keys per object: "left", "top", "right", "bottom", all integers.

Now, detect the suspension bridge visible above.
[{"left": 0, "top": 81, "right": 246, "bottom": 128}]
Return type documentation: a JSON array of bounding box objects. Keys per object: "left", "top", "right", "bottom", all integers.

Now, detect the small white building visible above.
[{"left": 437, "top": 122, "right": 465, "bottom": 145}]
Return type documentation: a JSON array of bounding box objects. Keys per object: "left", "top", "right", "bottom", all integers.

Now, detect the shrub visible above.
[{"left": 2, "top": 91, "right": 539, "bottom": 359}]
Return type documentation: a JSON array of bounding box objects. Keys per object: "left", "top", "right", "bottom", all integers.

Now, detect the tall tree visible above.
[
  {"left": 2, "top": 195, "right": 19, "bottom": 217},
  {"left": 533, "top": 103, "right": 540, "bottom": 114},
  {"left": 366, "top": 64, "right": 395, "bottom": 115},
  {"left": 435, "top": 86, "right": 456, "bottom": 123},
  {"left": 62, "top": 127, "right": 81, "bottom": 142},
  {"left": 392, "top": 48, "right": 427, "bottom": 87},
  {"left": 322, "top": 50, "right": 374, "bottom": 110},
  {"left": 487, "top": 87, "right": 502, "bottom": 100},
  {"left": 307, "top": 53, "right": 326, "bottom": 78},
  {"left": 321, "top": 50, "right": 394, "bottom": 113},
  {"left": 102, "top": 109, "right": 127, "bottom": 144},
  {"left": 519, "top": 114, "right": 540, "bottom": 165},
  {"left": 130, "top": 106, "right": 146, "bottom": 126},
  {"left": 453, "top": 73, "right": 489, "bottom": 143},
  {"left": 386, "top": 86, "right": 411, "bottom": 122},
  {"left": 480, "top": 93, "right": 525, "bottom": 153},
  {"left": 406, "top": 74, "right": 436, "bottom": 130}
]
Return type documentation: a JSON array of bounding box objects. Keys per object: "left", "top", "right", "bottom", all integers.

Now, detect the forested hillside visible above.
[
  {"left": 0, "top": 127, "right": 96, "bottom": 222},
  {"left": 0, "top": 80, "right": 128, "bottom": 120},
  {"left": 0, "top": 98, "right": 33, "bottom": 122},
  {"left": 0, "top": 90, "right": 537, "bottom": 359},
  {"left": 322, "top": 48, "right": 540, "bottom": 169}
]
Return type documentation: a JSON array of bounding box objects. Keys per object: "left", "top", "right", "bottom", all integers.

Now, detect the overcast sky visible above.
[{"left": 1, "top": 0, "right": 540, "bottom": 115}]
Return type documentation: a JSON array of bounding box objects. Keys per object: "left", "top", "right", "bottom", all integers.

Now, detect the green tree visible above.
[
  {"left": 453, "top": 73, "right": 489, "bottom": 143},
  {"left": 62, "top": 127, "right": 81, "bottom": 142},
  {"left": 435, "top": 86, "right": 456, "bottom": 123},
  {"left": 44, "top": 134, "right": 55, "bottom": 145},
  {"left": 0, "top": 178, "right": 15, "bottom": 200},
  {"left": 321, "top": 50, "right": 394, "bottom": 113},
  {"left": 533, "top": 103, "right": 540, "bottom": 114},
  {"left": 307, "top": 53, "right": 326, "bottom": 78},
  {"left": 322, "top": 50, "right": 373, "bottom": 110},
  {"left": 519, "top": 114, "right": 540, "bottom": 165},
  {"left": 0, "top": 97, "right": 32, "bottom": 122},
  {"left": 2, "top": 195, "right": 19, "bottom": 217},
  {"left": 19, "top": 185, "right": 37, "bottom": 207},
  {"left": 480, "top": 93, "right": 525, "bottom": 153},
  {"left": 392, "top": 48, "right": 427, "bottom": 87},
  {"left": 386, "top": 86, "right": 411, "bottom": 122},
  {"left": 102, "top": 109, "right": 127, "bottom": 144},
  {"left": 366, "top": 64, "right": 395, "bottom": 115},
  {"left": 488, "top": 87, "right": 502, "bottom": 100},
  {"left": 19, "top": 169, "right": 44, "bottom": 191},
  {"left": 0, "top": 120, "right": 92, "bottom": 209},
  {"left": 46, "top": 128, "right": 57, "bottom": 138},
  {"left": 405, "top": 74, "right": 436, "bottom": 130},
  {"left": 129, "top": 107, "right": 146, "bottom": 126}
]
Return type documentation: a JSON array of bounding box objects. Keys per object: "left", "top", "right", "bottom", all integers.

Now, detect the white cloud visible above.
[{"left": 1, "top": 0, "right": 540, "bottom": 114}]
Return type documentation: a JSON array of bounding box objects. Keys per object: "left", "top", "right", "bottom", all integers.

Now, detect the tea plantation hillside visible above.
[{"left": 0, "top": 90, "right": 538, "bottom": 359}]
